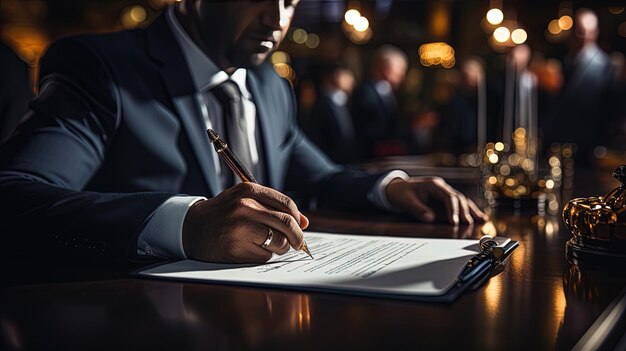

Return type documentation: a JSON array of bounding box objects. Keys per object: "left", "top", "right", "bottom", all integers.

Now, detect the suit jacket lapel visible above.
[
  {"left": 145, "top": 15, "right": 221, "bottom": 196},
  {"left": 247, "top": 70, "right": 279, "bottom": 189}
]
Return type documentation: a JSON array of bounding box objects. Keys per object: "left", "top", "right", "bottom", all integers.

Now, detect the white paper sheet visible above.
[{"left": 140, "top": 232, "right": 485, "bottom": 297}]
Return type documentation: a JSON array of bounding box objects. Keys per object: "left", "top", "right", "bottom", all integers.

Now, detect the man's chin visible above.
[
  {"left": 250, "top": 53, "right": 269, "bottom": 66},
  {"left": 230, "top": 53, "right": 269, "bottom": 69}
]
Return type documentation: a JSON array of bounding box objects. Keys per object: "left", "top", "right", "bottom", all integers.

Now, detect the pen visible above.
[
  {"left": 207, "top": 128, "right": 314, "bottom": 259},
  {"left": 456, "top": 250, "right": 494, "bottom": 287},
  {"left": 456, "top": 237, "right": 504, "bottom": 287}
]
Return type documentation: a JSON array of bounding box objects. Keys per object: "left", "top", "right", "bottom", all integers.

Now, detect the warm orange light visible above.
[
  {"left": 548, "top": 19, "right": 561, "bottom": 35},
  {"left": 558, "top": 15, "right": 573, "bottom": 30},
  {"left": 271, "top": 51, "right": 289, "bottom": 64},
  {"left": 129, "top": 6, "right": 147, "bottom": 23},
  {"left": 418, "top": 42, "right": 455, "bottom": 68},
  {"left": 1, "top": 25, "right": 49, "bottom": 65},
  {"left": 121, "top": 6, "right": 147, "bottom": 28},
  {"left": 273, "top": 63, "right": 296, "bottom": 82}
]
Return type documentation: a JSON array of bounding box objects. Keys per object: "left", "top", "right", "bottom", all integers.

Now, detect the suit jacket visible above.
[
  {"left": 545, "top": 44, "right": 617, "bottom": 160},
  {"left": 351, "top": 80, "right": 400, "bottom": 158},
  {"left": 0, "top": 15, "right": 382, "bottom": 260},
  {"left": 308, "top": 92, "right": 360, "bottom": 164}
]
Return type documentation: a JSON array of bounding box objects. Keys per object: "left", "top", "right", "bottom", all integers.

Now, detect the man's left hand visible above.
[{"left": 385, "top": 176, "right": 488, "bottom": 225}]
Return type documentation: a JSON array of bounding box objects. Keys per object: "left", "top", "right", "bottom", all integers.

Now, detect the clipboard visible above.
[{"left": 137, "top": 232, "right": 519, "bottom": 303}]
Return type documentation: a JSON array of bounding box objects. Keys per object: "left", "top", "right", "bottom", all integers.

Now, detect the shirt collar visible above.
[
  {"left": 166, "top": 5, "right": 250, "bottom": 97},
  {"left": 575, "top": 43, "right": 601, "bottom": 66},
  {"left": 324, "top": 88, "right": 348, "bottom": 106},
  {"left": 375, "top": 80, "right": 393, "bottom": 96}
]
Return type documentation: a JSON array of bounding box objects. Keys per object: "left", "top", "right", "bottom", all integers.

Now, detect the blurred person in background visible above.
[
  {"left": 529, "top": 53, "right": 563, "bottom": 152},
  {"left": 307, "top": 62, "right": 360, "bottom": 164},
  {"left": 0, "top": 41, "right": 32, "bottom": 144},
  {"left": 506, "top": 44, "right": 538, "bottom": 147},
  {"left": 352, "top": 44, "right": 408, "bottom": 159},
  {"left": 430, "top": 56, "right": 504, "bottom": 159},
  {"left": 436, "top": 57, "right": 485, "bottom": 155},
  {"left": 544, "top": 8, "right": 619, "bottom": 164}
]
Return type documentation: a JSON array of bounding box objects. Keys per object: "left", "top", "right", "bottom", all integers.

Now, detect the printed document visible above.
[{"left": 139, "top": 232, "right": 488, "bottom": 298}]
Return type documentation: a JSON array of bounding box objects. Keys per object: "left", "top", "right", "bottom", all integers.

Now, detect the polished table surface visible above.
[{"left": 2, "top": 168, "right": 626, "bottom": 350}]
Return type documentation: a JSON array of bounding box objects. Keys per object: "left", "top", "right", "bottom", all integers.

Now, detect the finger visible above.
[
  {"left": 421, "top": 180, "right": 456, "bottom": 225},
  {"left": 429, "top": 183, "right": 458, "bottom": 225},
  {"left": 400, "top": 191, "right": 436, "bottom": 222},
  {"left": 239, "top": 199, "right": 305, "bottom": 251},
  {"left": 467, "top": 198, "right": 489, "bottom": 222},
  {"left": 262, "top": 209, "right": 305, "bottom": 251},
  {"left": 443, "top": 193, "right": 460, "bottom": 226},
  {"left": 236, "top": 183, "right": 304, "bottom": 227},
  {"left": 259, "top": 227, "right": 290, "bottom": 255},
  {"left": 300, "top": 213, "right": 309, "bottom": 230},
  {"left": 454, "top": 191, "right": 474, "bottom": 225}
]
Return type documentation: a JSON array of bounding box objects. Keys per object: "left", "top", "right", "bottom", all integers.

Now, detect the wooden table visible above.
[{"left": 1, "top": 168, "right": 626, "bottom": 350}]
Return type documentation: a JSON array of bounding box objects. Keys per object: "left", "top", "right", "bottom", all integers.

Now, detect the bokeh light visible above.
[
  {"left": 354, "top": 16, "right": 369, "bottom": 32},
  {"left": 558, "top": 15, "right": 573, "bottom": 30},
  {"left": 511, "top": 28, "right": 527, "bottom": 44},
  {"left": 271, "top": 51, "right": 289, "bottom": 64},
  {"left": 548, "top": 19, "right": 562, "bottom": 34},
  {"left": 121, "top": 6, "right": 147, "bottom": 28},
  {"left": 493, "top": 26, "right": 510, "bottom": 42},
  {"left": 305, "top": 33, "right": 320, "bottom": 48},
  {"left": 418, "top": 42, "right": 455, "bottom": 68},
  {"left": 486, "top": 8, "right": 504, "bottom": 25},
  {"left": 344, "top": 9, "right": 361, "bottom": 25},
  {"left": 292, "top": 28, "right": 308, "bottom": 44}
]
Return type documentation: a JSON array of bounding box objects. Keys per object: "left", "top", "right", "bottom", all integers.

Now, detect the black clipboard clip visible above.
[{"left": 457, "top": 235, "right": 519, "bottom": 292}]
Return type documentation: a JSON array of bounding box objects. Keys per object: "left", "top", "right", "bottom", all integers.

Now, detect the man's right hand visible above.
[{"left": 182, "top": 182, "right": 309, "bottom": 263}]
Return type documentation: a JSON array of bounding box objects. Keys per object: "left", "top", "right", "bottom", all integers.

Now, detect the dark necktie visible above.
[{"left": 212, "top": 80, "right": 253, "bottom": 184}]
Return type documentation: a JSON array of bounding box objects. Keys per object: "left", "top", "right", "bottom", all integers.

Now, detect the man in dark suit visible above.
[
  {"left": 544, "top": 8, "right": 618, "bottom": 163},
  {"left": 308, "top": 62, "right": 360, "bottom": 164},
  {"left": 0, "top": 0, "right": 486, "bottom": 264},
  {"left": 352, "top": 44, "right": 408, "bottom": 158}
]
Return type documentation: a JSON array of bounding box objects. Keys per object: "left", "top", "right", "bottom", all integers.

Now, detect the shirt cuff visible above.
[
  {"left": 367, "top": 170, "right": 410, "bottom": 211},
  {"left": 137, "top": 195, "right": 206, "bottom": 259}
]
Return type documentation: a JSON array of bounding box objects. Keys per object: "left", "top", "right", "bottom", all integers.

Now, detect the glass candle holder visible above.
[{"left": 481, "top": 128, "right": 571, "bottom": 215}]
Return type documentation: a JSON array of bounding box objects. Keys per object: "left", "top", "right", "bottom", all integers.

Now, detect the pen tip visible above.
[
  {"left": 301, "top": 242, "right": 314, "bottom": 259},
  {"left": 207, "top": 129, "right": 219, "bottom": 142}
]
